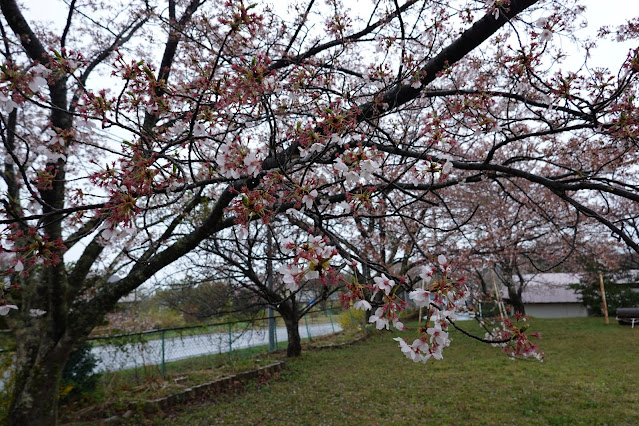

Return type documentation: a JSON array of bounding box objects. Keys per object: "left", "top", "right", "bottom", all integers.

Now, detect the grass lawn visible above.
[
  {"left": 166, "top": 317, "right": 639, "bottom": 425},
  {"left": 57, "top": 327, "right": 363, "bottom": 423}
]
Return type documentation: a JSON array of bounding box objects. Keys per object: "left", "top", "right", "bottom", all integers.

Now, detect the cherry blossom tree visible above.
[
  {"left": 188, "top": 221, "right": 344, "bottom": 357},
  {"left": 1, "top": 0, "right": 639, "bottom": 423},
  {"left": 444, "top": 177, "right": 584, "bottom": 314}
]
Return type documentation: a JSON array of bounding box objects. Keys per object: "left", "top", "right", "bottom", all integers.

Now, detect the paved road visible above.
[{"left": 92, "top": 322, "right": 341, "bottom": 372}]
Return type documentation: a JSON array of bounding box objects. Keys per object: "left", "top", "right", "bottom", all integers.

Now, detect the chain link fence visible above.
[{"left": 88, "top": 307, "right": 343, "bottom": 376}]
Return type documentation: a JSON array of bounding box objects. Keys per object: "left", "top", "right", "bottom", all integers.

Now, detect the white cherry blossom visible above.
[
  {"left": 369, "top": 307, "right": 390, "bottom": 330},
  {"left": 353, "top": 299, "right": 372, "bottom": 311},
  {"left": 373, "top": 274, "right": 395, "bottom": 295},
  {"left": 0, "top": 304, "right": 18, "bottom": 316},
  {"left": 409, "top": 289, "right": 431, "bottom": 308}
]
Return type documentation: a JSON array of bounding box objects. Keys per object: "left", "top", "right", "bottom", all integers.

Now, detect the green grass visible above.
[
  {"left": 165, "top": 317, "right": 639, "bottom": 425},
  {"left": 59, "top": 326, "right": 364, "bottom": 423}
]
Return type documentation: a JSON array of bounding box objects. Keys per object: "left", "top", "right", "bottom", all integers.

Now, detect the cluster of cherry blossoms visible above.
[
  {"left": 1, "top": 226, "right": 66, "bottom": 281},
  {"left": 100, "top": 224, "right": 137, "bottom": 242},
  {"left": 278, "top": 235, "right": 338, "bottom": 292},
  {"left": 215, "top": 141, "right": 264, "bottom": 179},
  {"left": 0, "top": 241, "right": 24, "bottom": 275},
  {"left": 485, "top": 314, "right": 544, "bottom": 361},
  {"left": 341, "top": 254, "right": 543, "bottom": 363},
  {"left": 333, "top": 146, "right": 382, "bottom": 185},
  {"left": 393, "top": 320, "right": 451, "bottom": 362},
  {"left": 366, "top": 274, "right": 407, "bottom": 331},
  {"left": 0, "top": 242, "right": 47, "bottom": 318}
]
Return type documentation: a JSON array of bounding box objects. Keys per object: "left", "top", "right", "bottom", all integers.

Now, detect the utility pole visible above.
[
  {"left": 599, "top": 272, "right": 609, "bottom": 325},
  {"left": 267, "top": 228, "right": 276, "bottom": 351}
]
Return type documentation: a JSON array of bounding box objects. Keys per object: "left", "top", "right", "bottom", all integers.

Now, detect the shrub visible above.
[
  {"left": 60, "top": 343, "right": 102, "bottom": 403},
  {"left": 0, "top": 353, "right": 14, "bottom": 421},
  {"left": 572, "top": 274, "right": 639, "bottom": 316},
  {"left": 337, "top": 309, "right": 366, "bottom": 331}
]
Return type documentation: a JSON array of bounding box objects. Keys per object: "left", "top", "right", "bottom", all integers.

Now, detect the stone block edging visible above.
[
  {"left": 309, "top": 332, "right": 368, "bottom": 350},
  {"left": 93, "top": 361, "right": 286, "bottom": 423},
  {"left": 135, "top": 361, "right": 286, "bottom": 413}
]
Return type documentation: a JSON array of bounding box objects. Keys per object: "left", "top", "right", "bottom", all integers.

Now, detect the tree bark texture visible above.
[
  {"left": 507, "top": 285, "right": 526, "bottom": 315},
  {"left": 284, "top": 316, "right": 302, "bottom": 357}
]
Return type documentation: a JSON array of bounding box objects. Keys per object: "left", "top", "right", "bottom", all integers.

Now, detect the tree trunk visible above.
[
  {"left": 507, "top": 285, "right": 526, "bottom": 315},
  {"left": 283, "top": 316, "right": 302, "bottom": 357},
  {"left": 276, "top": 298, "right": 303, "bottom": 357},
  {"left": 7, "top": 326, "right": 73, "bottom": 425}
]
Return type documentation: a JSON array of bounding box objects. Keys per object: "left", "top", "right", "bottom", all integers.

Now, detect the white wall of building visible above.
[{"left": 523, "top": 303, "right": 588, "bottom": 318}]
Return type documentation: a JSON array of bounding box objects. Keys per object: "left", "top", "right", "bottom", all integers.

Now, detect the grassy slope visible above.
[{"left": 169, "top": 318, "right": 639, "bottom": 425}]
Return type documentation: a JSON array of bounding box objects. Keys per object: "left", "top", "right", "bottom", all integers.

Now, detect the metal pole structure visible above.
[
  {"left": 418, "top": 278, "right": 424, "bottom": 325},
  {"left": 228, "top": 322, "right": 233, "bottom": 357},
  {"left": 274, "top": 323, "right": 278, "bottom": 349},
  {"left": 304, "top": 314, "right": 312, "bottom": 340},
  {"left": 161, "top": 330, "right": 166, "bottom": 378},
  {"left": 267, "top": 229, "right": 276, "bottom": 352},
  {"left": 599, "top": 272, "right": 610, "bottom": 325},
  {"left": 492, "top": 267, "right": 507, "bottom": 318}
]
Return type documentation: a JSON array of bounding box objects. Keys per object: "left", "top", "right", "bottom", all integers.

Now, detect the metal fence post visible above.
[
  {"left": 304, "top": 314, "right": 311, "bottom": 341},
  {"left": 268, "top": 308, "right": 276, "bottom": 352},
  {"left": 328, "top": 309, "right": 335, "bottom": 333},
  {"left": 267, "top": 229, "right": 277, "bottom": 352},
  {"left": 228, "top": 322, "right": 233, "bottom": 358},
  {"left": 161, "top": 330, "right": 166, "bottom": 378}
]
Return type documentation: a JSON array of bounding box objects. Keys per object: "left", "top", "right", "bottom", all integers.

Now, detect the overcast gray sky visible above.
[{"left": 20, "top": 0, "right": 639, "bottom": 69}]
